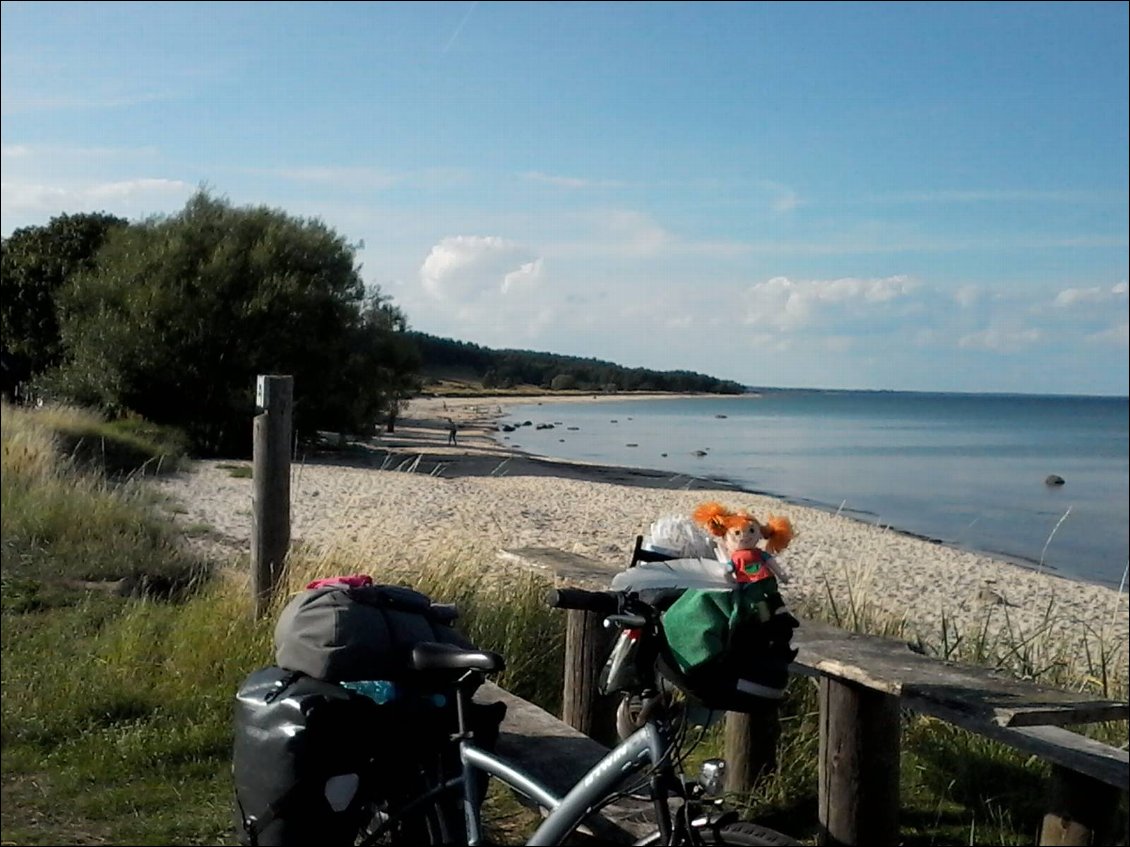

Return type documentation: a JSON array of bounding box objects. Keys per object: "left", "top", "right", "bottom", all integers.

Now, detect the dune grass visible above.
[{"left": 1, "top": 400, "right": 1126, "bottom": 845}]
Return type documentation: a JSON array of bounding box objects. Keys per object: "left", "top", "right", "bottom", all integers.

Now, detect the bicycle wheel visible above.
[{"left": 633, "top": 820, "right": 802, "bottom": 846}]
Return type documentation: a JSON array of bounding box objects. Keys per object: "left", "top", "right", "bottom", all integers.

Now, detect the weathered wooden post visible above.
[
  {"left": 724, "top": 705, "right": 781, "bottom": 793},
  {"left": 1039, "top": 765, "right": 1120, "bottom": 846},
  {"left": 252, "top": 374, "right": 293, "bottom": 618},
  {"left": 562, "top": 609, "right": 615, "bottom": 743},
  {"left": 818, "top": 677, "right": 900, "bottom": 847}
]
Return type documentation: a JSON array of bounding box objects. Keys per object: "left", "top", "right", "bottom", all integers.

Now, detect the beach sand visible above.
[{"left": 152, "top": 393, "right": 1128, "bottom": 675}]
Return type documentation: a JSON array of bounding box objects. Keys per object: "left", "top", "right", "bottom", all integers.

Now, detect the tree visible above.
[
  {"left": 322, "top": 288, "right": 422, "bottom": 435},
  {"left": 46, "top": 191, "right": 415, "bottom": 455},
  {"left": 0, "top": 212, "right": 128, "bottom": 396},
  {"left": 366, "top": 291, "right": 422, "bottom": 432}
]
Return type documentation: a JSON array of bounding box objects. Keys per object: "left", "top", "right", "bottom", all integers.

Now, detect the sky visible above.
[{"left": 2, "top": 1, "right": 1127, "bottom": 396}]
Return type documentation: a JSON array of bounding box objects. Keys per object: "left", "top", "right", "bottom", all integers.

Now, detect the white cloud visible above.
[
  {"left": 743, "top": 275, "right": 917, "bottom": 331},
  {"left": 953, "top": 285, "right": 980, "bottom": 308},
  {"left": 419, "top": 235, "right": 541, "bottom": 301},
  {"left": 594, "top": 209, "right": 671, "bottom": 256},
  {"left": 264, "top": 165, "right": 471, "bottom": 192},
  {"left": 272, "top": 166, "right": 401, "bottom": 191},
  {"left": 771, "top": 190, "right": 800, "bottom": 213},
  {"left": 522, "top": 171, "right": 623, "bottom": 189},
  {"left": 757, "top": 180, "right": 801, "bottom": 213},
  {"left": 1053, "top": 284, "right": 1127, "bottom": 307},
  {"left": 501, "top": 258, "right": 544, "bottom": 293},
  {"left": 1085, "top": 322, "right": 1129, "bottom": 345},
  {"left": 865, "top": 188, "right": 1126, "bottom": 205},
  {"left": 957, "top": 326, "right": 1042, "bottom": 351},
  {"left": 1, "top": 178, "right": 192, "bottom": 219},
  {"left": 0, "top": 143, "right": 160, "bottom": 161},
  {"left": 1, "top": 91, "right": 175, "bottom": 114}
]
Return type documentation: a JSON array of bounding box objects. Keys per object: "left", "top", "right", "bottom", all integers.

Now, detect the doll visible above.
[{"left": 691, "top": 501, "right": 794, "bottom": 584}]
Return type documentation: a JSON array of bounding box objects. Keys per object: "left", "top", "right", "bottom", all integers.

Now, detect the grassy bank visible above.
[{"left": 2, "top": 401, "right": 1126, "bottom": 845}]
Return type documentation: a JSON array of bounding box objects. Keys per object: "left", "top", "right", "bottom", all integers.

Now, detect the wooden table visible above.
[{"left": 500, "top": 546, "right": 1129, "bottom": 846}]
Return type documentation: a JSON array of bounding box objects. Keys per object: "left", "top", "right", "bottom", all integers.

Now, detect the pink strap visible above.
[{"left": 305, "top": 574, "right": 374, "bottom": 590}]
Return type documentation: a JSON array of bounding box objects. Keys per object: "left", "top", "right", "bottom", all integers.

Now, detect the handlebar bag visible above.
[
  {"left": 274, "top": 582, "right": 475, "bottom": 682},
  {"left": 659, "top": 580, "right": 799, "bottom": 709}
]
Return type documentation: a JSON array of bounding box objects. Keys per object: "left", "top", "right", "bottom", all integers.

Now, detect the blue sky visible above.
[{"left": 2, "top": 1, "right": 1127, "bottom": 395}]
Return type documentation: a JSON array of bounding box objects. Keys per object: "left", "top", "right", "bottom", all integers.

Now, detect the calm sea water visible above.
[{"left": 500, "top": 391, "right": 1130, "bottom": 590}]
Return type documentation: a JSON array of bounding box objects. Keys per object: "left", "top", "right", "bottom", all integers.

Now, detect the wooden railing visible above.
[{"left": 499, "top": 546, "right": 1129, "bottom": 847}]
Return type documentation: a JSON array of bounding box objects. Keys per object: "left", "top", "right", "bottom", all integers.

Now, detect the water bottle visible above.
[{"left": 341, "top": 679, "right": 398, "bottom": 704}]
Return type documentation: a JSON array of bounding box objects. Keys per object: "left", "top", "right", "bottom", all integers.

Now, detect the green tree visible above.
[
  {"left": 46, "top": 191, "right": 415, "bottom": 455},
  {"left": 332, "top": 287, "right": 422, "bottom": 434},
  {"left": 0, "top": 212, "right": 128, "bottom": 396}
]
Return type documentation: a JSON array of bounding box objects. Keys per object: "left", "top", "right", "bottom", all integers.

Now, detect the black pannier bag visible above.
[
  {"left": 232, "top": 667, "right": 384, "bottom": 846},
  {"left": 233, "top": 580, "right": 507, "bottom": 846}
]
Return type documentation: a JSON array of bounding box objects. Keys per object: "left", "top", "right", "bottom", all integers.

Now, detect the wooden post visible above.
[
  {"left": 724, "top": 704, "right": 781, "bottom": 793},
  {"left": 1038, "top": 765, "right": 1120, "bottom": 846},
  {"left": 562, "top": 609, "right": 615, "bottom": 743},
  {"left": 818, "top": 677, "right": 900, "bottom": 847},
  {"left": 252, "top": 375, "right": 293, "bottom": 618}
]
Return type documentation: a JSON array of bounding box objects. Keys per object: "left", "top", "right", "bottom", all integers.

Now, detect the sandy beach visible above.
[{"left": 152, "top": 393, "right": 1129, "bottom": 675}]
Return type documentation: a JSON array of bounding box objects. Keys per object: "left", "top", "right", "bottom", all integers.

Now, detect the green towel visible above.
[{"left": 661, "top": 581, "right": 779, "bottom": 673}]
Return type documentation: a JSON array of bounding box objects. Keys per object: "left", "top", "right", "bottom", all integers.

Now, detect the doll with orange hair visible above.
[{"left": 692, "top": 501, "right": 794, "bottom": 585}]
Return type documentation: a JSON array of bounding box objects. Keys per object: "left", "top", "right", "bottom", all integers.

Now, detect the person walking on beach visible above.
[{"left": 446, "top": 418, "right": 458, "bottom": 446}]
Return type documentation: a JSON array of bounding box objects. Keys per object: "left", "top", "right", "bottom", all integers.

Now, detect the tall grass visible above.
[{"left": 1, "top": 402, "right": 206, "bottom": 611}]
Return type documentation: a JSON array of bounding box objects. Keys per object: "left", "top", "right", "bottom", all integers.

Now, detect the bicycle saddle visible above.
[{"left": 411, "top": 641, "right": 506, "bottom": 674}]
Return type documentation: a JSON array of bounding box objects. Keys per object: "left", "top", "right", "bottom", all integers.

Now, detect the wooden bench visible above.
[{"left": 500, "top": 546, "right": 1129, "bottom": 847}]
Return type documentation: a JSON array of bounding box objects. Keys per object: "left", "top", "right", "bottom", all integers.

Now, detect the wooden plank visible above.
[
  {"left": 794, "top": 620, "right": 1130, "bottom": 728},
  {"left": 900, "top": 699, "right": 1129, "bottom": 789},
  {"left": 474, "top": 681, "right": 655, "bottom": 842},
  {"left": 498, "top": 546, "right": 619, "bottom": 589},
  {"left": 1011, "top": 726, "right": 1128, "bottom": 789}
]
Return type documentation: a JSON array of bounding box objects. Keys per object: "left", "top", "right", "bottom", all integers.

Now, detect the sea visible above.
[{"left": 499, "top": 391, "right": 1129, "bottom": 591}]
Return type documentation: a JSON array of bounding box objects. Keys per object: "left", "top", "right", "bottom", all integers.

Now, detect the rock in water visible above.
[{"left": 1045, "top": 474, "right": 1065, "bottom": 486}]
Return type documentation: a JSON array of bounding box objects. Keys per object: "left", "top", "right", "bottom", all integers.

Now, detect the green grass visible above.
[{"left": 1, "top": 400, "right": 1126, "bottom": 845}]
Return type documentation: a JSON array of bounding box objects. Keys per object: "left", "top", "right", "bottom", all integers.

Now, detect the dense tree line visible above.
[
  {"left": 409, "top": 333, "right": 746, "bottom": 394},
  {"left": 1, "top": 192, "right": 419, "bottom": 456}
]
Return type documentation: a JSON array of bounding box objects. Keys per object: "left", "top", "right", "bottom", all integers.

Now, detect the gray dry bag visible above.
[{"left": 273, "top": 583, "right": 475, "bottom": 682}]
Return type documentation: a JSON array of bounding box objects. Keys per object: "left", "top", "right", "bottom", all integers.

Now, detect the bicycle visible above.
[{"left": 356, "top": 585, "right": 800, "bottom": 846}]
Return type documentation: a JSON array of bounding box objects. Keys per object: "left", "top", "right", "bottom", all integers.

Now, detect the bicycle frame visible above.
[
  {"left": 465, "top": 720, "right": 669, "bottom": 846},
  {"left": 373, "top": 718, "right": 672, "bottom": 846}
]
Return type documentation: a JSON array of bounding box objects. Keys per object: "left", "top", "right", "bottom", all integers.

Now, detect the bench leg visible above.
[
  {"left": 724, "top": 705, "right": 781, "bottom": 794},
  {"left": 562, "top": 609, "right": 615, "bottom": 743},
  {"left": 818, "top": 677, "right": 900, "bottom": 847},
  {"left": 1039, "top": 764, "right": 1120, "bottom": 846}
]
